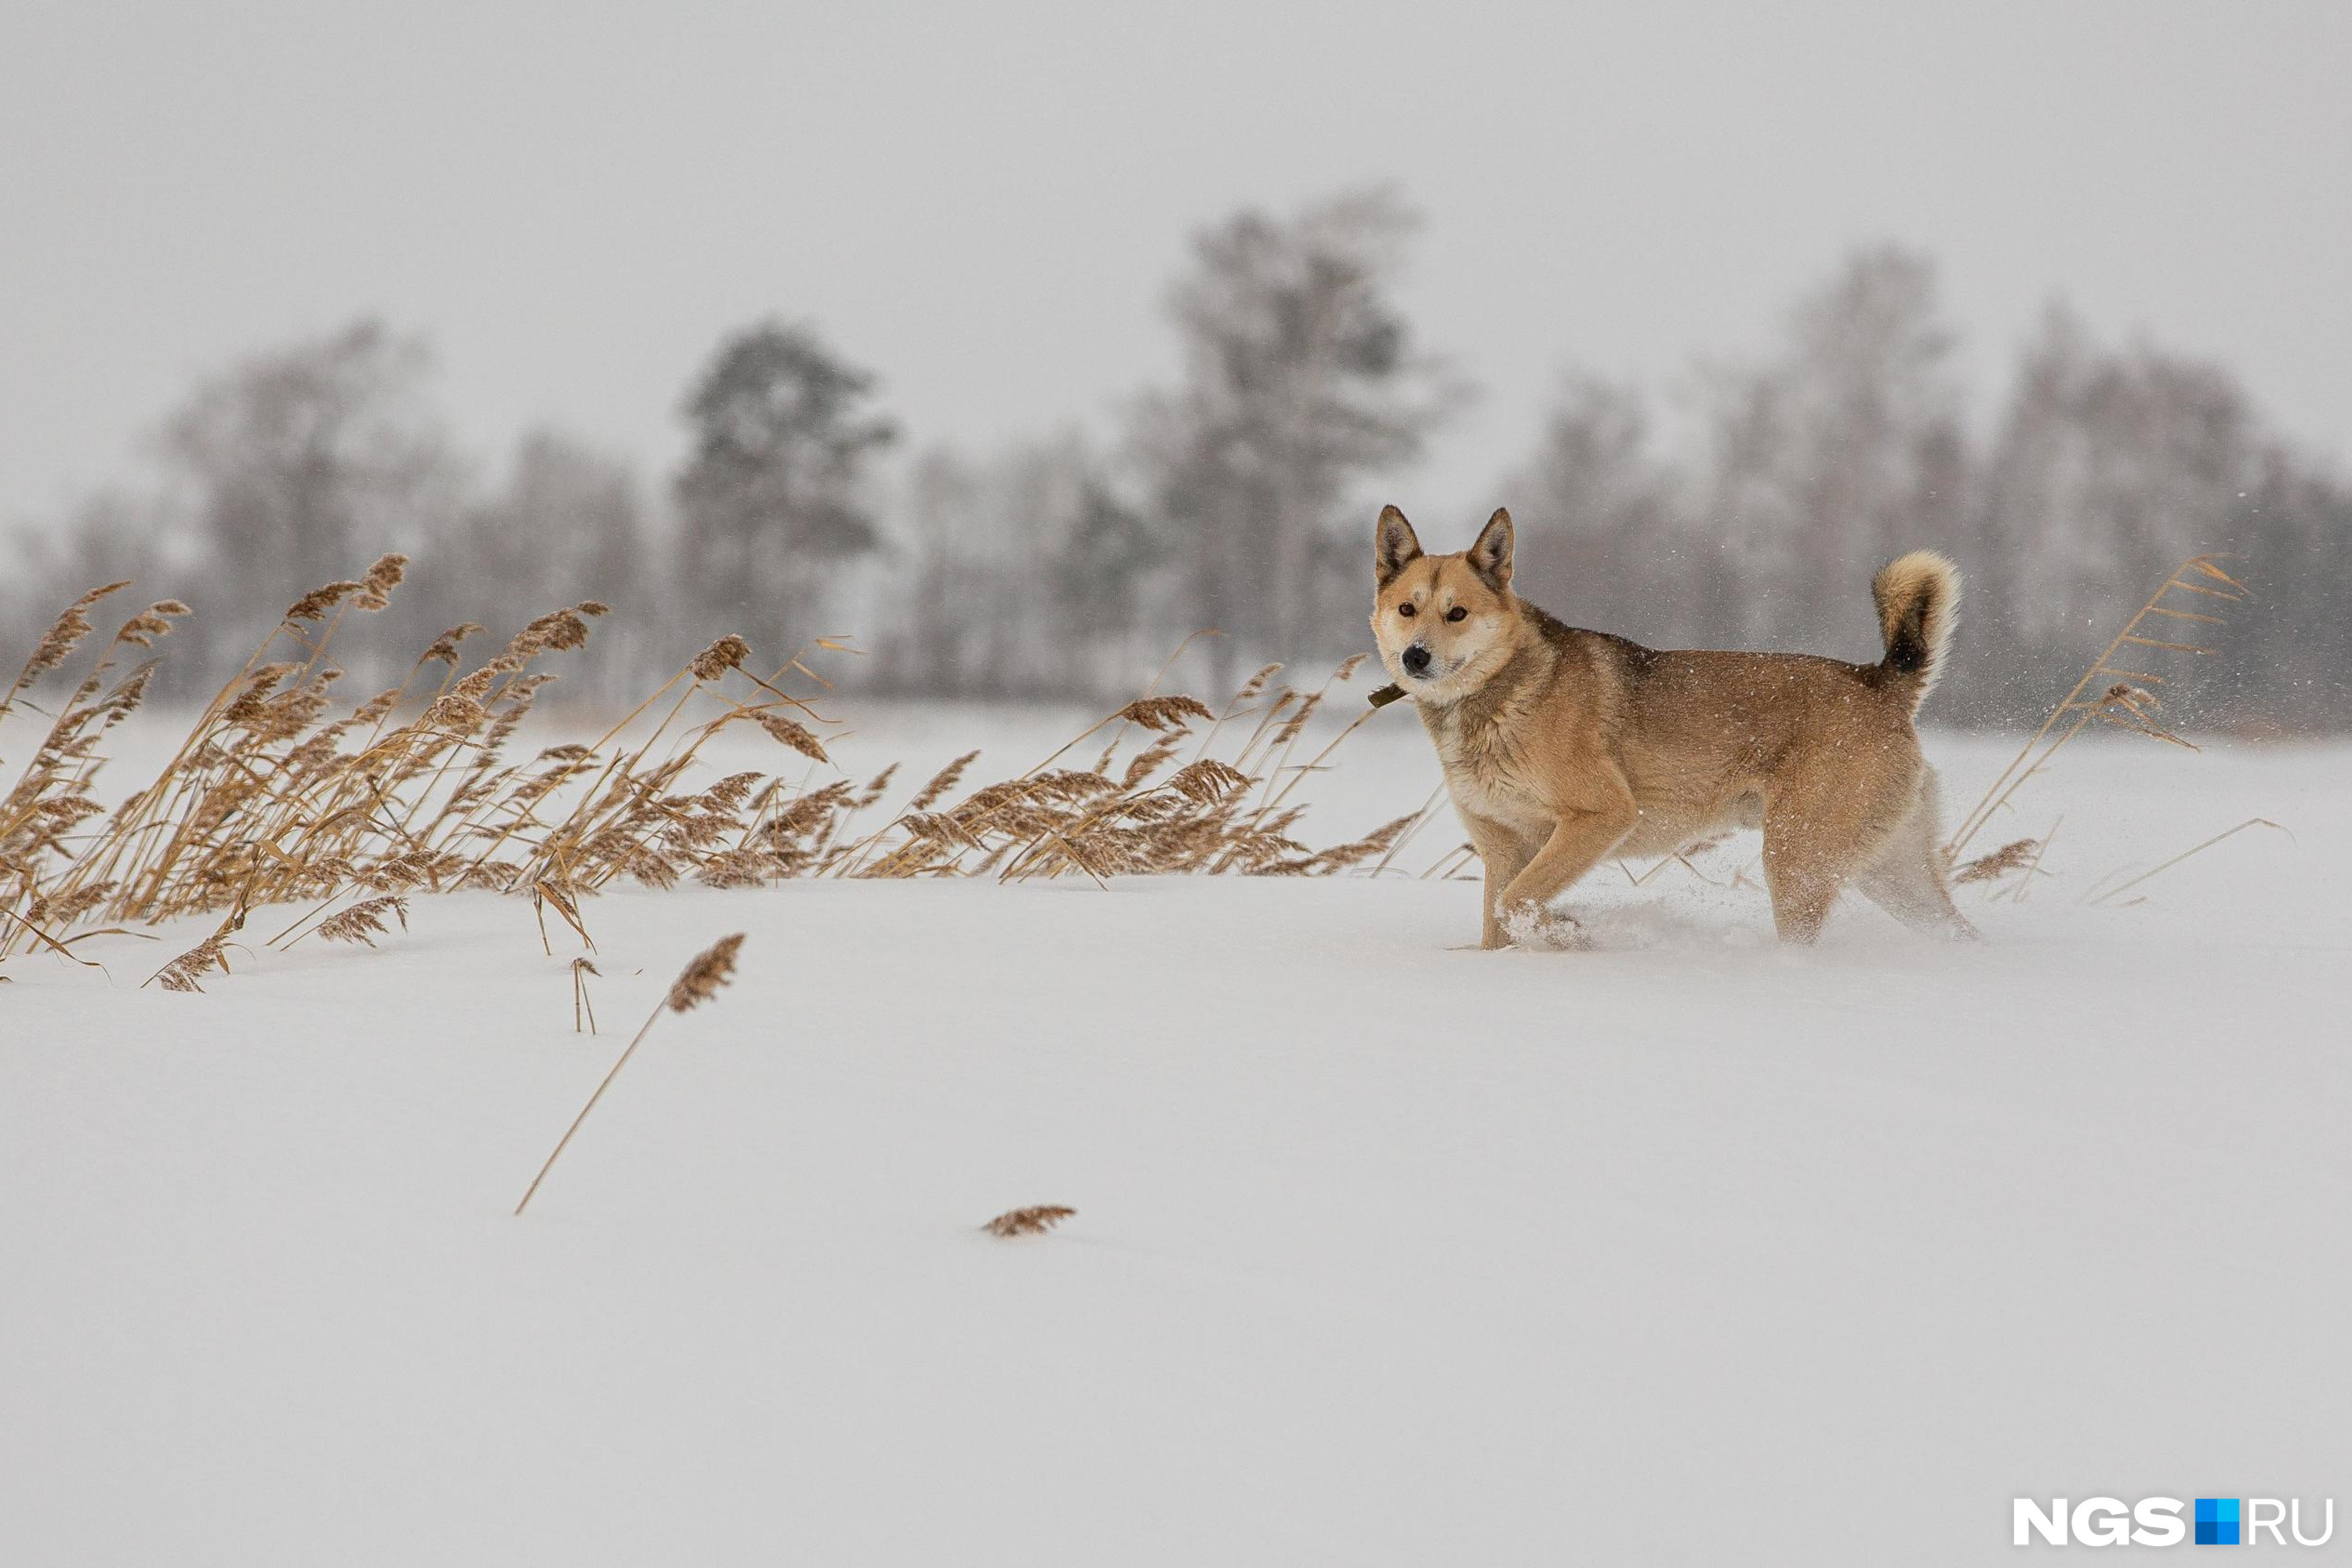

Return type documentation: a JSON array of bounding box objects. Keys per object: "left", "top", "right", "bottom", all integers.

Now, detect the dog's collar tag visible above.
[{"left": 1367, "top": 683, "right": 1406, "bottom": 709}]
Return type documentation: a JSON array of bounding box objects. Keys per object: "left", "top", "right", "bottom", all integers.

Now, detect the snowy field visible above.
[{"left": 3, "top": 706, "right": 2347, "bottom": 1565}]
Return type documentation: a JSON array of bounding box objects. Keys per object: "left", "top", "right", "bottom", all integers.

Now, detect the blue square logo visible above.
[{"left": 2196, "top": 1497, "right": 2241, "bottom": 1545}]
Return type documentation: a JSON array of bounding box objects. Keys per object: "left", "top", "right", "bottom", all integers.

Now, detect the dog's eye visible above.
[
  {"left": 1445, "top": 606, "right": 1468, "bottom": 622},
  {"left": 1397, "top": 602, "right": 1417, "bottom": 618}
]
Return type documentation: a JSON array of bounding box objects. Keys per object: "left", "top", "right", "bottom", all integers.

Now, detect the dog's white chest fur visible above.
[{"left": 1432, "top": 710, "right": 1552, "bottom": 837}]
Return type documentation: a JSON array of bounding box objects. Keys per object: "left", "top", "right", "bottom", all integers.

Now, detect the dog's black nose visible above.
[{"left": 1401, "top": 643, "right": 1432, "bottom": 677}]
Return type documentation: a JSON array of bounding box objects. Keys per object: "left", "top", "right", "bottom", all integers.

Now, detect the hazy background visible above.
[{"left": 5, "top": 0, "right": 2348, "bottom": 724}]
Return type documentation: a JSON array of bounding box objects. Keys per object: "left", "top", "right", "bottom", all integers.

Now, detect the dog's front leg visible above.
[
  {"left": 1497, "top": 802, "right": 1636, "bottom": 946},
  {"left": 1461, "top": 812, "right": 1537, "bottom": 949}
]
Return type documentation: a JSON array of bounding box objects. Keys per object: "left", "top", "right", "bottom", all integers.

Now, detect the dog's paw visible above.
[{"left": 1500, "top": 904, "right": 1589, "bottom": 952}]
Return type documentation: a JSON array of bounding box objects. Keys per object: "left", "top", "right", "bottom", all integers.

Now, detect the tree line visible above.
[{"left": 5, "top": 186, "right": 2344, "bottom": 729}]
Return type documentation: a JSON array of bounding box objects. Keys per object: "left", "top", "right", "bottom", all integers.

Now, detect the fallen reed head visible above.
[
  {"left": 1952, "top": 838, "right": 2039, "bottom": 887},
  {"left": 982, "top": 1205, "right": 1076, "bottom": 1237}
]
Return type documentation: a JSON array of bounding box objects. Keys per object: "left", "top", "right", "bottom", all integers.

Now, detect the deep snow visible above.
[{"left": 2, "top": 717, "right": 2346, "bottom": 1564}]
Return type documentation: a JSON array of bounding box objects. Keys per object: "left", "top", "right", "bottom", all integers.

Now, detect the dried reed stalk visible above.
[
  {"left": 4, "top": 571, "right": 1410, "bottom": 984},
  {"left": 572, "top": 956, "right": 600, "bottom": 1035},
  {"left": 2085, "top": 818, "right": 2287, "bottom": 907},
  {"left": 514, "top": 933, "right": 743, "bottom": 1216},
  {"left": 1947, "top": 555, "right": 2249, "bottom": 859}
]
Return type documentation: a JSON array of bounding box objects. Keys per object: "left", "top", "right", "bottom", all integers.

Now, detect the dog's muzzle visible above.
[{"left": 1400, "top": 643, "right": 1432, "bottom": 678}]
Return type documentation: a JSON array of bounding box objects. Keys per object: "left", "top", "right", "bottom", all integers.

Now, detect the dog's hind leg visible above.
[
  {"left": 1760, "top": 821, "right": 1852, "bottom": 944},
  {"left": 1853, "top": 769, "right": 1978, "bottom": 941},
  {"left": 1761, "top": 761, "right": 1914, "bottom": 945}
]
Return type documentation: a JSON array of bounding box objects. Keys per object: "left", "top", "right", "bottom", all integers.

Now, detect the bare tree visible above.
[
  {"left": 2234, "top": 446, "right": 2352, "bottom": 731},
  {"left": 1505, "top": 373, "right": 1683, "bottom": 640},
  {"left": 1051, "top": 475, "right": 1159, "bottom": 656},
  {"left": 874, "top": 434, "right": 1147, "bottom": 698},
  {"left": 1682, "top": 362, "right": 1793, "bottom": 648},
  {"left": 2, "top": 489, "right": 180, "bottom": 685},
  {"left": 1960, "top": 303, "right": 2269, "bottom": 721},
  {"left": 417, "top": 429, "right": 651, "bottom": 703},
  {"left": 885, "top": 447, "right": 985, "bottom": 695},
  {"left": 162, "top": 319, "right": 460, "bottom": 666}
]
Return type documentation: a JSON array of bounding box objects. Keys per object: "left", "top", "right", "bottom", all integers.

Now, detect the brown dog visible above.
[{"left": 1370, "top": 506, "right": 1974, "bottom": 948}]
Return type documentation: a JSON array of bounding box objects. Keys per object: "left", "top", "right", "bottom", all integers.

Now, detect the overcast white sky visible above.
[{"left": 5, "top": 0, "right": 2349, "bottom": 534}]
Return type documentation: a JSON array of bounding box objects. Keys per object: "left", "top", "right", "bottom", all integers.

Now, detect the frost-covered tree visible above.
[
  {"left": 1137, "top": 187, "right": 1461, "bottom": 687},
  {"left": 1688, "top": 248, "right": 1968, "bottom": 653},
  {"left": 2232, "top": 449, "right": 2352, "bottom": 731},
  {"left": 1504, "top": 374, "right": 1687, "bottom": 640},
  {"left": 673, "top": 321, "right": 895, "bottom": 659}
]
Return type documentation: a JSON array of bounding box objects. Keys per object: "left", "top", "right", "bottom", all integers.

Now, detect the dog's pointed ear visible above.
[
  {"left": 1468, "top": 507, "right": 1515, "bottom": 588},
  {"left": 1375, "top": 505, "right": 1422, "bottom": 586}
]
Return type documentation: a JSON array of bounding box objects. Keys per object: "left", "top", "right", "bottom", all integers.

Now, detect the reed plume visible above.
[
  {"left": 514, "top": 932, "right": 746, "bottom": 1216},
  {"left": 2, "top": 571, "right": 1422, "bottom": 985}
]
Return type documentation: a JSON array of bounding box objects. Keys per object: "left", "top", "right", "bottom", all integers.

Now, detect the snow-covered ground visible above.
[{"left": 3, "top": 709, "right": 2347, "bottom": 1565}]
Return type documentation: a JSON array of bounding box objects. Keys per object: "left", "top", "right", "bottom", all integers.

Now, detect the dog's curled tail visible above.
[{"left": 1869, "top": 550, "right": 1961, "bottom": 712}]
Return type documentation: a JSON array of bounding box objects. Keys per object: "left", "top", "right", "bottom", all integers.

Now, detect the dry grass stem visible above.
[
  {"left": 1998, "top": 819, "right": 2061, "bottom": 904},
  {"left": 2086, "top": 818, "right": 2288, "bottom": 907},
  {"left": 572, "top": 956, "right": 600, "bottom": 1035},
  {"left": 514, "top": 931, "right": 746, "bottom": 1216},
  {"left": 1947, "top": 555, "right": 2249, "bottom": 859}
]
